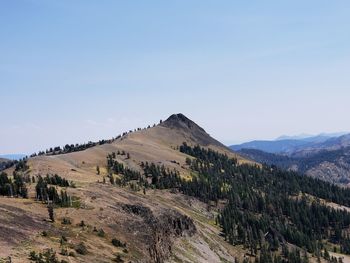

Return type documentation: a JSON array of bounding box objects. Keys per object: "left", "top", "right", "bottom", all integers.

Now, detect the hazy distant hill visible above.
[
  {"left": 0, "top": 157, "right": 14, "bottom": 171},
  {"left": 238, "top": 134, "right": 350, "bottom": 185},
  {"left": 276, "top": 132, "right": 348, "bottom": 141},
  {"left": 291, "top": 134, "right": 350, "bottom": 157},
  {"left": 231, "top": 133, "right": 350, "bottom": 155},
  {"left": 230, "top": 134, "right": 336, "bottom": 154},
  {"left": 231, "top": 139, "right": 311, "bottom": 153}
]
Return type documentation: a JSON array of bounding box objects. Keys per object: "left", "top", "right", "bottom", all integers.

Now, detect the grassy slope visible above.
[
  {"left": 24, "top": 125, "right": 253, "bottom": 183},
  {"left": 0, "top": 124, "right": 337, "bottom": 262},
  {"left": 0, "top": 124, "right": 253, "bottom": 262}
]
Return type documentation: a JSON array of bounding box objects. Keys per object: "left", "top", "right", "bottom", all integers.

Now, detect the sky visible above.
[{"left": 1, "top": 0, "right": 350, "bottom": 154}]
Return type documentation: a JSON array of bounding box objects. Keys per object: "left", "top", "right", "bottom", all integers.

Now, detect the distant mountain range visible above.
[
  {"left": 230, "top": 133, "right": 350, "bottom": 185},
  {"left": 231, "top": 133, "right": 349, "bottom": 154},
  {"left": 276, "top": 132, "right": 348, "bottom": 141}
]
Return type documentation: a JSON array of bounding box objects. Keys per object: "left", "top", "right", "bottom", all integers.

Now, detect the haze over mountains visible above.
[
  {"left": 231, "top": 132, "right": 350, "bottom": 154},
  {"left": 231, "top": 133, "right": 350, "bottom": 185}
]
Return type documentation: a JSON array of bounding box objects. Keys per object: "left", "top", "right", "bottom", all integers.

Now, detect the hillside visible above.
[
  {"left": 234, "top": 134, "right": 350, "bottom": 185},
  {"left": 0, "top": 158, "right": 13, "bottom": 171},
  {"left": 22, "top": 114, "right": 251, "bottom": 183},
  {"left": 239, "top": 146, "right": 350, "bottom": 185},
  {"left": 0, "top": 158, "right": 9, "bottom": 163},
  {"left": 238, "top": 149, "right": 295, "bottom": 170},
  {"left": 290, "top": 134, "right": 350, "bottom": 157},
  {"left": 0, "top": 114, "right": 252, "bottom": 263},
  {"left": 1, "top": 114, "right": 350, "bottom": 263}
]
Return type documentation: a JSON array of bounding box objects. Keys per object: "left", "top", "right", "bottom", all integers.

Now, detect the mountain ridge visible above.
[
  {"left": 231, "top": 132, "right": 350, "bottom": 155},
  {"left": 2, "top": 114, "right": 350, "bottom": 262},
  {"left": 0, "top": 113, "right": 252, "bottom": 262}
]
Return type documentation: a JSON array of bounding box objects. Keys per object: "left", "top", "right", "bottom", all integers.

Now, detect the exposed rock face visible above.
[
  {"left": 161, "top": 114, "right": 206, "bottom": 133},
  {"left": 160, "top": 113, "right": 225, "bottom": 147},
  {"left": 122, "top": 203, "right": 196, "bottom": 263}
]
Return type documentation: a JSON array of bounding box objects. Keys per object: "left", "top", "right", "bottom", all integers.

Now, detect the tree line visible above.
[
  {"left": 29, "top": 120, "right": 165, "bottom": 159},
  {"left": 106, "top": 152, "right": 180, "bottom": 189},
  {"left": 35, "top": 174, "right": 73, "bottom": 207},
  {"left": 0, "top": 172, "right": 29, "bottom": 198}
]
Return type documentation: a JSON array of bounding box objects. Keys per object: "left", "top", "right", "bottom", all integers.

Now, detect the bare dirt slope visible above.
[{"left": 0, "top": 183, "right": 241, "bottom": 262}]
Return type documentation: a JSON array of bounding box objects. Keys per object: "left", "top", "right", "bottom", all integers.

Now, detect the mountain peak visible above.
[
  {"left": 159, "top": 113, "right": 225, "bottom": 148},
  {"left": 161, "top": 113, "right": 205, "bottom": 133}
]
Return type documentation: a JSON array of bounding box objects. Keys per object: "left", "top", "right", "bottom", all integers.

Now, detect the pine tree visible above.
[{"left": 48, "top": 203, "right": 54, "bottom": 222}]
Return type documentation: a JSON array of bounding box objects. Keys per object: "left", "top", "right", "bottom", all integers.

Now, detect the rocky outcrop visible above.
[
  {"left": 122, "top": 203, "right": 196, "bottom": 263},
  {"left": 160, "top": 113, "right": 225, "bottom": 147}
]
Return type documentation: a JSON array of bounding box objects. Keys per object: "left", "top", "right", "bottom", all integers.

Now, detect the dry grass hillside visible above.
[
  {"left": 23, "top": 114, "right": 253, "bottom": 185},
  {"left": 0, "top": 114, "right": 341, "bottom": 263},
  {"left": 0, "top": 114, "right": 256, "bottom": 263}
]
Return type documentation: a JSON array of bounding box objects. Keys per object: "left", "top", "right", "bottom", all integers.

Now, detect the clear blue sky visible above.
[{"left": 1, "top": 0, "right": 350, "bottom": 154}]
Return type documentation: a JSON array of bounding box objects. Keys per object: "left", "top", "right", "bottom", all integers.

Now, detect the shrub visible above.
[
  {"left": 61, "top": 218, "right": 71, "bottom": 225},
  {"left": 60, "top": 248, "right": 68, "bottom": 256},
  {"left": 98, "top": 229, "right": 105, "bottom": 237},
  {"left": 29, "top": 249, "right": 60, "bottom": 263},
  {"left": 29, "top": 251, "right": 37, "bottom": 260},
  {"left": 112, "top": 238, "right": 126, "bottom": 248},
  {"left": 75, "top": 242, "right": 88, "bottom": 255}
]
